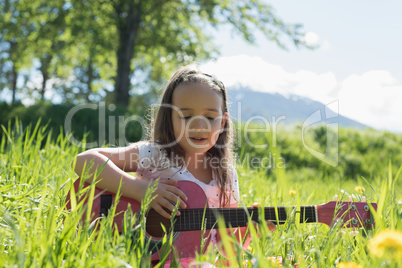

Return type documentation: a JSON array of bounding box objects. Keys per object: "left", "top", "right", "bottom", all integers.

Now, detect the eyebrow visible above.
[{"left": 179, "top": 108, "right": 220, "bottom": 113}]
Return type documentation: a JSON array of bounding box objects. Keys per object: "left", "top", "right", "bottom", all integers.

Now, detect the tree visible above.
[
  {"left": 25, "top": 0, "right": 109, "bottom": 103},
  {"left": 28, "top": 0, "right": 69, "bottom": 100},
  {"left": 0, "top": 0, "right": 35, "bottom": 103},
  {"left": 1, "top": 0, "right": 113, "bottom": 104},
  {"left": 1, "top": 0, "right": 309, "bottom": 106},
  {"left": 68, "top": 0, "right": 308, "bottom": 107}
]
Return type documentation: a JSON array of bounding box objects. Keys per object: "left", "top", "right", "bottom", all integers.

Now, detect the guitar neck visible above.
[{"left": 174, "top": 206, "right": 317, "bottom": 232}]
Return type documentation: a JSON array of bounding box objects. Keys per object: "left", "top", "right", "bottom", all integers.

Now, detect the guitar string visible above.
[
  {"left": 144, "top": 207, "right": 316, "bottom": 229},
  {"left": 145, "top": 208, "right": 316, "bottom": 223}
]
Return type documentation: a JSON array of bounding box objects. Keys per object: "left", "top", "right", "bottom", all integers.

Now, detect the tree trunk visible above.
[
  {"left": 114, "top": 1, "right": 142, "bottom": 107},
  {"left": 40, "top": 55, "right": 52, "bottom": 101},
  {"left": 40, "top": 71, "right": 48, "bottom": 101},
  {"left": 11, "top": 64, "right": 17, "bottom": 104},
  {"left": 86, "top": 58, "right": 94, "bottom": 103}
]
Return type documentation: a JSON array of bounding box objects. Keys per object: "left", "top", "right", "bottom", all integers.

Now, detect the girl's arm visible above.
[
  {"left": 73, "top": 144, "right": 142, "bottom": 201},
  {"left": 72, "top": 144, "right": 187, "bottom": 219}
]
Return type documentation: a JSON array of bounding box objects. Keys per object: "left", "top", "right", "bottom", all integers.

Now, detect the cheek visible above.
[
  {"left": 211, "top": 120, "right": 223, "bottom": 131},
  {"left": 172, "top": 117, "right": 185, "bottom": 138},
  {"left": 210, "top": 122, "right": 222, "bottom": 138},
  {"left": 171, "top": 116, "right": 178, "bottom": 132}
]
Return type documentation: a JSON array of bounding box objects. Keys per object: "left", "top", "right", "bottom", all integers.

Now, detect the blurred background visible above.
[
  {"left": 1, "top": 0, "right": 401, "bottom": 180},
  {"left": 0, "top": 0, "right": 310, "bottom": 139}
]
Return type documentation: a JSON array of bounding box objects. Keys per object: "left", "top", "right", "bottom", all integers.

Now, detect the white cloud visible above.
[
  {"left": 201, "top": 55, "right": 288, "bottom": 94},
  {"left": 201, "top": 55, "right": 337, "bottom": 103},
  {"left": 201, "top": 55, "right": 402, "bottom": 133},
  {"left": 291, "top": 70, "right": 337, "bottom": 103},
  {"left": 337, "top": 70, "right": 402, "bottom": 132}
]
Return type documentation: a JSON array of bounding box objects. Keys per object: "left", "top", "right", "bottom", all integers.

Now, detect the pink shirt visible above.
[{"left": 135, "top": 141, "right": 240, "bottom": 209}]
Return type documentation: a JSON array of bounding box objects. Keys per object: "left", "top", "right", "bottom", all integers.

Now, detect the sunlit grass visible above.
[{"left": 0, "top": 120, "right": 401, "bottom": 267}]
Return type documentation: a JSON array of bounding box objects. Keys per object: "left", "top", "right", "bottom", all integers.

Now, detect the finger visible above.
[
  {"left": 167, "top": 186, "right": 188, "bottom": 203},
  {"left": 246, "top": 220, "right": 258, "bottom": 227},
  {"left": 160, "top": 199, "right": 180, "bottom": 216},
  {"left": 267, "top": 221, "right": 276, "bottom": 231},
  {"left": 160, "top": 179, "right": 178, "bottom": 186},
  {"left": 252, "top": 220, "right": 259, "bottom": 231},
  {"left": 163, "top": 188, "right": 187, "bottom": 209},
  {"left": 246, "top": 221, "right": 260, "bottom": 230},
  {"left": 154, "top": 205, "right": 172, "bottom": 219},
  {"left": 164, "top": 192, "right": 187, "bottom": 209},
  {"left": 247, "top": 221, "right": 261, "bottom": 238}
]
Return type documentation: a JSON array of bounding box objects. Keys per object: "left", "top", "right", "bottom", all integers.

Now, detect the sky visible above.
[{"left": 201, "top": 0, "right": 402, "bottom": 133}]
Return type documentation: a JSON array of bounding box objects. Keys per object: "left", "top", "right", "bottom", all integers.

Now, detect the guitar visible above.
[{"left": 65, "top": 178, "right": 377, "bottom": 262}]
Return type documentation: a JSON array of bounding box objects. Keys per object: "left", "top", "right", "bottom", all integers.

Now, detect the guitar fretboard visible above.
[{"left": 173, "top": 206, "right": 317, "bottom": 232}]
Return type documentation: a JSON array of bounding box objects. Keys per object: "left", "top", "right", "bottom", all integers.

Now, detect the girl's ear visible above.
[{"left": 219, "top": 112, "right": 229, "bottom": 133}]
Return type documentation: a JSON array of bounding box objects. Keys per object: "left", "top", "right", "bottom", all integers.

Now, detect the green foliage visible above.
[
  {"left": 236, "top": 123, "right": 402, "bottom": 182},
  {"left": 0, "top": 102, "right": 147, "bottom": 147},
  {"left": 1, "top": 0, "right": 310, "bottom": 106}
]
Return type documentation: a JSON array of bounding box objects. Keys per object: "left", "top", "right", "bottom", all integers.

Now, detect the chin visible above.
[{"left": 183, "top": 144, "right": 211, "bottom": 154}]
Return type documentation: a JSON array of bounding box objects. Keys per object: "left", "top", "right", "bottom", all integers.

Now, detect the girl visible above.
[{"left": 73, "top": 64, "right": 274, "bottom": 267}]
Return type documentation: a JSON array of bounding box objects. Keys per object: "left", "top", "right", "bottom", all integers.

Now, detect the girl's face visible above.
[{"left": 171, "top": 82, "right": 228, "bottom": 156}]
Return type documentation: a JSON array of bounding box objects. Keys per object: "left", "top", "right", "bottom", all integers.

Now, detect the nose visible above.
[{"left": 188, "top": 116, "right": 208, "bottom": 131}]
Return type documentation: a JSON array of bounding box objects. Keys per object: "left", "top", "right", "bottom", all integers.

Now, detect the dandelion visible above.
[
  {"left": 368, "top": 230, "right": 402, "bottom": 260},
  {"left": 354, "top": 186, "right": 365, "bottom": 194},
  {"left": 266, "top": 256, "right": 282, "bottom": 266},
  {"left": 289, "top": 189, "right": 296, "bottom": 196},
  {"left": 337, "top": 262, "right": 363, "bottom": 268}
]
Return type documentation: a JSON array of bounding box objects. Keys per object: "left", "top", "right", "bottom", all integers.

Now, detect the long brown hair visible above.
[{"left": 149, "top": 64, "right": 235, "bottom": 207}]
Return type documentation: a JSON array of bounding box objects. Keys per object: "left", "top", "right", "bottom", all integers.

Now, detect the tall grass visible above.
[{"left": 0, "top": 121, "right": 401, "bottom": 267}]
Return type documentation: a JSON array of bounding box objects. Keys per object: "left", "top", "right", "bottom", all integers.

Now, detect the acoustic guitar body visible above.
[{"left": 65, "top": 179, "right": 211, "bottom": 262}]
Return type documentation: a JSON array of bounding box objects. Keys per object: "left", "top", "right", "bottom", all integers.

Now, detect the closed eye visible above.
[{"left": 180, "top": 116, "right": 216, "bottom": 120}]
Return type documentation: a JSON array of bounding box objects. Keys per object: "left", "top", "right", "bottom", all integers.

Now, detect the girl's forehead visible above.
[{"left": 172, "top": 83, "right": 224, "bottom": 111}]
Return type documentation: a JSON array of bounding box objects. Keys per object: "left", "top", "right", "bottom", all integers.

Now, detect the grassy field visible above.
[{"left": 0, "top": 121, "right": 401, "bottom": 267}]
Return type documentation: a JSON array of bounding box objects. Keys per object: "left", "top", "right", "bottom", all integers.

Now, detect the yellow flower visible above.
[
  {"left": 265, "top": 256, "right": 282, "bottom": 266},
  {"left": 337, "top": 262, "right": 363, "bottom": 268},
  {"left": 354, "top": 186, "right": 365, "bottom": 193},
  {"left": 289, "top": 189, "right": 296, "bottom": 196},
  {"left": 368, "top": 230, "right": 402, "bottom": 260}
]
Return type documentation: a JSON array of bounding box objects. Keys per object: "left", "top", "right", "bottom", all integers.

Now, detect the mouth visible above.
[{"left": 189, "top": 137, "right": 207, "bottom": 143}]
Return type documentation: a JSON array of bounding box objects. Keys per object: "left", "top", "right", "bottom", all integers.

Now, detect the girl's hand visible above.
[
  {"left": 148, "top": 179, "right": 188, "bottom": 219},
  {"left": 248, "top": 202, "right": 276, "bottom": 236}
]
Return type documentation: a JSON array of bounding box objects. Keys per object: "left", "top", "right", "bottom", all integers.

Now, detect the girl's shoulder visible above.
[
  {"left": 135, "top": 141, "right": 169, "bottom": 171},
  {"left": 135, "top": 141, "right": 167, "bottom": 157}
]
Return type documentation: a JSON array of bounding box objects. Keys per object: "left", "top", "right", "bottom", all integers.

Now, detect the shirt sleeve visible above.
[{"left": 136, "top": 141, "right": 167, "bottom": 174}]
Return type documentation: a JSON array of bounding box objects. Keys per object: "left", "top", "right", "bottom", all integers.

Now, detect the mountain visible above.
[{"left": 227, "top": 87, "right": 367, "bottom": 129}]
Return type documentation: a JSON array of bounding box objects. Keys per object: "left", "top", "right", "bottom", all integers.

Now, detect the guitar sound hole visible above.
[
  {"left": 100, "top": 194, "right": 113, "bottom": 217},
  {"left": 145, "top": 209, "right": 172, "bottom": 237}
]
